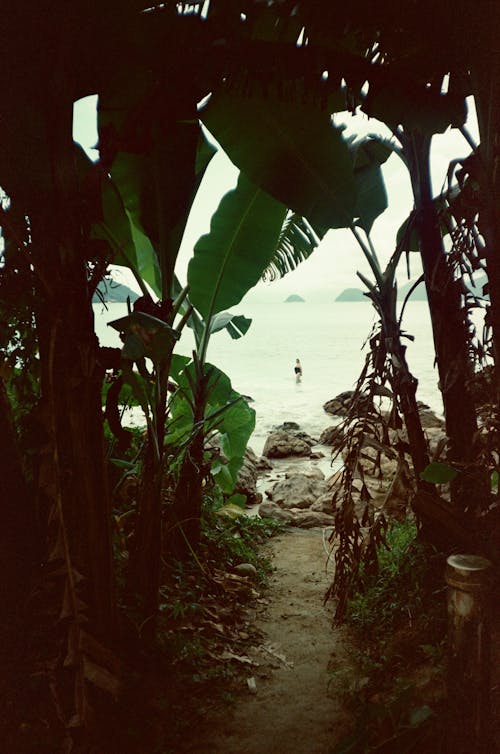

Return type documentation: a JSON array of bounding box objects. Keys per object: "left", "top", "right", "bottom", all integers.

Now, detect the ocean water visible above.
[{"left": 93, "top": 299, "right": 442, "bottom": 456}]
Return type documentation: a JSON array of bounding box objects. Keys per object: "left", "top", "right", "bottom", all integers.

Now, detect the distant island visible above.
[
  {"left": 93, "top": 280, "right": 140, "bottom": 304},
  {"left": 335, "top": 288, "right": 367, "bottom": 302},
  {"left": 336, "top": 280, "right": 428, "bottom": 302},
  {"left": 336, "top": 275, "right": 488, "bottom": 302},
  {"left": 285, "top": 294, "right": 305, "bottom": 302}
]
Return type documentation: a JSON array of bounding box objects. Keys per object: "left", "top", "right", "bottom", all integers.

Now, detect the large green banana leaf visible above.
[
  {"left": 98, "top": 71, "right": 216, "bottom": 299},
  {"left": 187, "top": 172, "right": 287, "bottom": 320},
  {"left": 71, "top": 142, "right": 161, "bottom": 294},
  {"left": 362, "top": 84, "right": 467, "bottom": 136},
  {"left": 92, "top": 172, "right": 161, "bottom": 296},
  {"left": 200, "top": 92, "right": 356, "bottom": 231},
  {"left": 352, "top": 137, "right": 392, "bottom": 233},
  {"left": 167, "top": 359, "right": 256, "bottom": 493}
]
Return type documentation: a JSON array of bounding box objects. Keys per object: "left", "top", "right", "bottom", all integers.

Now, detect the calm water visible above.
[{"left": 94, "top": 300, "right": 442, "bottom": 455}]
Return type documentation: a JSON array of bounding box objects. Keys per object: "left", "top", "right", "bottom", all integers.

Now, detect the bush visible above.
[
  {"left": 347, "top": 519, "right": 429, "bottom": 638},
  {"left": 201, "top": 505, "right": 284, "bottom": 584}
]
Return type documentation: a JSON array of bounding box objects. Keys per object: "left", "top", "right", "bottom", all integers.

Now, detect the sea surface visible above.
[{"left": 94, "top": 299, "right": 445, "bottom": 457}]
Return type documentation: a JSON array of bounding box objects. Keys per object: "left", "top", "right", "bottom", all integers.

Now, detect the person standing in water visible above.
[{"left": 294, "top": 358, "right": 302, "bottom": 383}]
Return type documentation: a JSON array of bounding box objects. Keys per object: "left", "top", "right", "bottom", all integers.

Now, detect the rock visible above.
[
  {"left": 276, "top": 421, "right": 301, "bottom": 431},
  {"left": 234, "top": 563, "right": 258, "bottom": 578},
  {"left": 262, "top": 431, "right": 313, "bottom": 459},
  {"left": 266, "top": 473, "right": 328, "bottom": 509},
  {"left": 258, "top": 501, "right": 294, "bottom": 523},
  {"left": 327, "top": 469, "right": 343, "bottom": 487},
  {"left": 424, "top": 427, "right": 448, "bottom": 456},
  {"left": 233, "top": 447, "right": 260, "bottom": 505},
  {"left": 356, "top": 445, "right": 399, "bottom": 478},
  {"left": 256, "top": 456, "right": 273, "bottom": 471},
  {"left": 273, "top": 424, "right": 317, "bottom": 445},
  {"left": 284, "top": 466, "right": 325, "bottom": 481},
  {"left": 326, "top": 469, "right": 388, "bottom": 513},
  {"left": 419, "top": 407, "right": 445, "bottom": 429},
  {"left": 205, "top": 440, "right": 261, "bottom": 505},
  {"left": 259, "top": 500, "right": 335, "bottom": 528},
  {"left": 289, "top": 509, "right": 336, "bottom": 528},
  {"left": 310, "top": 493, "right": 335, "bottom": 514},
  {"left": 323, "top": 391, "right": 374, "bottom": 418},
  {"left": 319, "top": 425, "right": 344, "bottom": 446}
]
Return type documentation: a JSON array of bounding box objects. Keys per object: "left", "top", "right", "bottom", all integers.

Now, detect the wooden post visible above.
[{"left": 445, "top": 554, "right": 493, "bottom": 754}]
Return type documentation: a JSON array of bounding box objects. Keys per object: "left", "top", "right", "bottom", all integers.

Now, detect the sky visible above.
[{"left": 74, "top": 94, "right": 478, "bottom": 303}]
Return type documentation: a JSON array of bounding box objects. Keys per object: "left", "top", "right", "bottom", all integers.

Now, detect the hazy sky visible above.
[{"left": 74, "top": 94, "right": 478, "bottom": 303}]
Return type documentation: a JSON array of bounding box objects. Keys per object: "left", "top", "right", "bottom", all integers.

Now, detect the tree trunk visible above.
[
  {"left": 389, "top": 338, "right": 430, "bottom": 482},
  {"left": 406, "top": 133, "right": 480, "bottom": 511},
  {"left": 170, "top": 367, "right": 208, "bottom": 559},
  {"left": 0, "top": 378, "right": 38, "bottom": 612},
  {"left": 171, "top": 430, "right": 204, "bottom": 557},
  {"left": 128, "top": 444, "right": 163, "bottom": 635},
  {"left": 32, "top": 94, "right": 116, "bottom": 641},
  {"left": 471, "top": 52, "right": 500, "bottom": 393}
]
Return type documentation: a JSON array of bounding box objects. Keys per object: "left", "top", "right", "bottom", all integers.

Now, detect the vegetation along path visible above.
[{"left": 193, "top": 527, "right": 354, "bottom": 754}]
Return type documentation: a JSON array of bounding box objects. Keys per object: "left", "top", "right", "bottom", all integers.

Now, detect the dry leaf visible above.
[{"left": 83, "top": 657, "right": 121, "bottom": 697}]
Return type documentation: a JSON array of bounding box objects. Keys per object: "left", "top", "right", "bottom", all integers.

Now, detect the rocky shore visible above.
[{"left": 234, "top": 394, "right": 446, "bottom": 529}]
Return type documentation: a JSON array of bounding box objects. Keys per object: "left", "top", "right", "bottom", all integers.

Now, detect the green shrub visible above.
[
  {"left": 201, "top": 506, "right": 284, "bottom": 584},
  {"left": 347, "top": 519, "right": 428, "bottom": 638}
]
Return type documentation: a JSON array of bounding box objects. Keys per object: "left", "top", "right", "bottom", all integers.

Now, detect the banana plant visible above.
[
  {"left": 94, "top": 70, "right": 225, "bottom": 622},
  {"left": 171, "top": 171, "right": 310, "bottom": 552},
  {"left": 164, "top": 353, "right": 256, "bottom": 553}
]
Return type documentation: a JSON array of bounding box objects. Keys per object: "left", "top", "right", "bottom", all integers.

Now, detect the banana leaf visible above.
[
  {"left": 188, "top": 172, "right": 287, "bottom": 321},
  {"left": 200, "top": 91, "right": 356, "bottom": 230}
]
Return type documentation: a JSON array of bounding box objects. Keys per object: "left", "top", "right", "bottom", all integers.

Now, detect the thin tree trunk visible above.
[
  {"left": 128, "top": 444, "right": 163, "bottom": 635},
  {"left": 0, "top": 378, "right": 38, "bottom": 612},
  {"left": 389, "top": 340, "right": 430, "bottom": 482},
  {"left": 406, "top": 133, "right": 480, "bottom": 511},
  {"left": 170, "top": 367, "right": 208, "bottom": 559},
  {"left": 32, "top": 93, "right": 116, "bottom": 641},
  {"left": 471, "top": 44, "right": 500, "bottom": 394}
]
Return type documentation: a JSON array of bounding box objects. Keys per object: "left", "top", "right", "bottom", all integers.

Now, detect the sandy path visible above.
[{"left": 196, "top": 528, "right": 353, "bottom": 754}]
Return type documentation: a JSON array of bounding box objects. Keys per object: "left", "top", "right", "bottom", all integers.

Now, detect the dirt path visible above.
[{"left": 195, "top": 528, "right": 354, "bottom": 754}]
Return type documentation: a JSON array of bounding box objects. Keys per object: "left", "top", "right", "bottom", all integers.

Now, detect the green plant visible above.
[
  {"left": 332, "top": 687, "right": 442, "bottom": 754},
  {"left": 346, "top": 520, "right": 427, "bottom": 638},
  {"left": 201, "top": 505, "right": 284, "bottom": 585}
]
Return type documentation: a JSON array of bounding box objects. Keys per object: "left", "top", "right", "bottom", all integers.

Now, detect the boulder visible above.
[
  {"left": 233, "top": 563, "right": 258, "bottom": 578},
  {"left": 289, "top": 509, "right": 336, "bottom": 528},
  {"left": 319, "top": 425, "right": 344, "bottom": 447},
  {"left": 259, "top": 501, "right": 335, "bottom": 528},
  {"left": 419, "top": 407, "right": 445, "bottom": 429},
  {"left": 310, "top": 493, "right": 335, "bottom": 514},
  {"left": 326, "top": 469, "right": 388, "bottom": 512},
  {"left": 256, "top": 455, "right": 273, "bottom": 472},
  {"left": 310, "top": 451, "right": 326, "bottom": 460},
  {"left": 357, "top": 445, "right": 399, "bottom": 478},
  {"left": 424, "top": 427, "right": 448, "bottom": 455},
  {"left": 275, "top": 421, "right": 301, "bottom": 431},
  {"left": 234, "top": 447, "right": 260, "bottom": 505},
  {"left": 273, "top": 423, "right": 317, "bottom": 446},
  {"left": 284, "top": 466, "right": 325, "bottom": 481},
  {"left": 266, "top": 473, "right": 328, "bottom": 509},
  {"left": 262, "top": 430, "right": 313, "bottom": 459},
  {"left": 258, "top": 501, "right": 294, "bottom": 523},
  {"left": 323, "top": 391, "right": 374, "bottom": 418}
]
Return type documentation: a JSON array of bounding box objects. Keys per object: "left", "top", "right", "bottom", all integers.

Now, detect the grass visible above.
[
  {"left": 332, "top": 517, "right": 448, "bottom": 753},
  {"left": 201, "top": 504, "right": 284, "bottom": 584}
]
